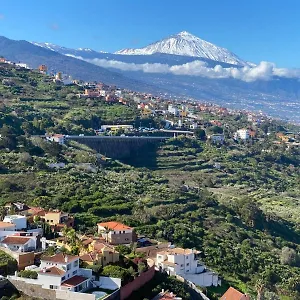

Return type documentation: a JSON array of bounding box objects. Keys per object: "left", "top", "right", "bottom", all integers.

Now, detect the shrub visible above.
[{"left": 18, "top": 270, "right": 38, "bottom": 279}]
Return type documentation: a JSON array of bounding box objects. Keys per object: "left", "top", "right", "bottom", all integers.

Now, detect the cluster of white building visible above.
[{"left": 155, "top": 246, "right": 220, "bottom": 287}]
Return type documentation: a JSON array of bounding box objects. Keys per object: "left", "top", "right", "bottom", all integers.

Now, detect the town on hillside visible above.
[{"left": 0, "top": 58, "right": 299, "bottom": 300}]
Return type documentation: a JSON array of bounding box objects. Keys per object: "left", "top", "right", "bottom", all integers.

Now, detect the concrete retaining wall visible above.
[
  {"left": 56, "top": 290, "right": 95, "bottom": 300},
  {"left": 94, "top": 276, "right": 121, "bottom": 290},
  {"left": 8, "top": 278, "right": 56, "bottom": 300},
  {"left": 8, "top": 278, "right": 96, "bottom": 300}
]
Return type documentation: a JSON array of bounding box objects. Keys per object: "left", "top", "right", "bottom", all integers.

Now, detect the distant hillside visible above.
[{"left": 0, "top": 36, "right": 160, "bottom": 93}]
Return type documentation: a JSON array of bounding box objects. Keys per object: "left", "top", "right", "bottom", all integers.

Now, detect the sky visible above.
[{"left": 0, "top": 0, "right": 300, "bottom": 68}]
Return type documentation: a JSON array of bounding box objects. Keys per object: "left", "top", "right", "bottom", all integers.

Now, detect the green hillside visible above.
[{"left": 0, "top": 64, "right": 300, "bottom": 299}]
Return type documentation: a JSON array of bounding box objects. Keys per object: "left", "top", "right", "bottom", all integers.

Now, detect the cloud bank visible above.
[{"left": 66, "top": 54, "right": 300, "bottom": 82}]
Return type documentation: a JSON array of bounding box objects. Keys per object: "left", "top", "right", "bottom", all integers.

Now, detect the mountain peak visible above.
[
  {"left": 115, "top": 31, "right": 248, "bottom": 66},
  {"left": 176, "top": 31, "right": 193, "bottom": 36}
]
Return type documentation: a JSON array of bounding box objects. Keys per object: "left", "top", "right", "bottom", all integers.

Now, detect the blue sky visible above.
[{"left": 0, "top": 0, "right": 300, "bottom": 67}]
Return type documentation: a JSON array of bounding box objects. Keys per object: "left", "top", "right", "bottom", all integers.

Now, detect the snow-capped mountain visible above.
[
  {"left": 115, "top": 31, "right": 248, "bottom": 66},
  {"left": 31, "top": 42, "right": 108, "bottom": 54}
]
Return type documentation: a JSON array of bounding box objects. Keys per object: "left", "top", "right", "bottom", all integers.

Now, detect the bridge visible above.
[{"left": 65, "top": 135, "right": 169, "bottom": 159}]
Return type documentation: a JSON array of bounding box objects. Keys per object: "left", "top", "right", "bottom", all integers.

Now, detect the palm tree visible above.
[
  {"left": 255, "top": 278, "right": 265, "bottom": 300},
  {"left": 0, "top": 206, "right": 6, "bottom": 221}
]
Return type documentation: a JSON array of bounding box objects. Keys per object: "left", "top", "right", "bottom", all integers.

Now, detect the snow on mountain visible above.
[
  {"left": 31, "top": 42, "right": 108, "bottom": 54},
  {"left": 115, "top": 31, "right": 248, "bottom": 66}
]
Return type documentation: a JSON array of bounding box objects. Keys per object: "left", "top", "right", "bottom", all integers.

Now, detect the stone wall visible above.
[
  {"left": 8, "top": 278, "right": 56, "bottom": 300},
  {"left": 8, "top": 278, "right": 96, "bottom": 300}
]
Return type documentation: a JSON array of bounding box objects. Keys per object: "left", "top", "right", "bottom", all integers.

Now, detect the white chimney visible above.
[{"left": 65, "top": 256, "right": 68, "bottom": 263}]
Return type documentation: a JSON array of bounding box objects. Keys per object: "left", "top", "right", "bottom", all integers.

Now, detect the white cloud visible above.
[{"left": 67, "top": 54, "right": 300, "bottom": 82}]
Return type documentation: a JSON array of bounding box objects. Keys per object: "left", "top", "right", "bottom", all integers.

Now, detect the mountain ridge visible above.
[{"left": 115, "top": 31, "right": 248, "bottom": 66}]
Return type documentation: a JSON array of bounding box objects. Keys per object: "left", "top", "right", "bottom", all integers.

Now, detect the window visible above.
[
  {"left": 73, "top": 260, "right": 78, "bottom": 267},
  {"left": 123, "top": 231, "right": 125, "bottom": 233},
  {"left": 119, "top": 231, "right": 121, "bottom": 234},
  {"left": 62, "top": 276, "right": 65, "bottom": 281},
  {"left": 67, "top": 263, "right": 71, "bottom": 271},
  {"left": 72, "top": 270, "right": 77, "bottom": 275},
  {"left": 104, "top": 257, "right": 106, "bottom": 261},
  {"left": 180, "top": 264, "right": 184, "bottom": 267},
  {"left": 50, "top": 285, "right": 58, "bottom": 289},
  {"left": 186, "top": 263, "right": 189, "bottom": 266}
]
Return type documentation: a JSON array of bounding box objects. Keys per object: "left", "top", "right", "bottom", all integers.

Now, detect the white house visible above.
[
  {"left": 3, "top": 215, "right": 27, "bottom": 230},
  {"left": 0, "top": 235, "right": 36, "bottom": 252},
  {"left": 46, "top": 134, "right": 65, "bottom": 145},
  {"left": 15, "top": 63, "right": 30, "bottom": 69},
  {"left": 234, "top": 129, "right": 250, "bottom": 140},
  {"left": 39, "top": 253, "right": 92, "bottom": 291},
  {"left": 11, "top": 253, "right": 93, "bottom": 292},
  {"left": 0, "top": 221, "right": 16, "bottom": 232},
  {"left": 189, "top": 123, "right": 198, "bottom": 130},
  {"left": 209, "top": 134, "right": 225, "bottom": 143},
  {"left": 156, "top": 247, "right": 204, "bottom": 276},
  {"left": 156, "top": 247, "right": 220, "bottom": 287},
  {"left": 168, "top": 105, "right": 179, "bottom": 116}
]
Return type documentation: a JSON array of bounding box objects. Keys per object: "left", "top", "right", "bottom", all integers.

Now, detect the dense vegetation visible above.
[
  {"left": 0, "top": 64, "right": 300, "bottom": 299},
  {"left": 0, "top": 250, "right": 17, "bottom": 276}
]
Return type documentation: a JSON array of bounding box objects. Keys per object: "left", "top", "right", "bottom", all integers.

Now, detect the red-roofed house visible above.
[
  {"left": 1, "top": 235, "right": 36, "bottom": 252},
  {"left": 80, "top": 242, "right": 119, "bottom": 266},
  {"left": 220, "top": 287, "right": 250, "bottom": 300},
  {"left": 152, "top": 290, "right": 182, "bottom": 300},
  {"left": 97, "top": 221, "right": 137, "bottom": 245},
  {"left": 46, "top": 134, "right": 65, "bottom": 145},
  {"left": 0, "top": 221, "right": 16, "bottom": 231}
]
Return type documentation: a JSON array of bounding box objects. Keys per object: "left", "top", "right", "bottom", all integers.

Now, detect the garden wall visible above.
[{"left": 120, "top": 266, "right": 155, "bottom": 300}]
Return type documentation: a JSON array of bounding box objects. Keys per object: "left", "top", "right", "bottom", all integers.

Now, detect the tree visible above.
[
  {"left": 194, "top": 128, "right": 206, "bottom": 140},
  {"left": 210, "top": 126, "right": 223, "bottom": 134},
  {"left": 19, "top": 152, "right": 33, "bottom": 165},
  {"left": 61, "top": 226, "right": 77, "bottom": 246},
  {"left": 115, "top": 245, "right": 131, "bottom": 256},
  {"left": 280, "top": 247, "right": 298, "bottom": 266},
  {"left": 102, "top": 265, "right": 131, "bottom": 282}
]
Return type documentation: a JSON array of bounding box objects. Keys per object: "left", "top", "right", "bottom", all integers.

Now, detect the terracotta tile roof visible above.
[
  {"left": 157, "top": 248, "right": 199, "bottom": 256},
  {"left": 80, "top": 252, "right": 98, "bottom": 262},
  {"left": 97, "top": 221, "right": 132, "bottom": 231},
  {"left": 152, "top": 291, "right": 179, "bottom": 300},
  {"left": 1, "top": 236, "right": 31, "bottom": 245},
  {"left": 160, "top": 292, "right": 178, "bottom": 300},
  {"left": 42, "top": 253, "right": 79, "bottom": 264},
  {"left": 220, "top": 287, "right": 249, "bottom": 300},
  {"left": 0, "top": 221, "right": 15, "bottom": 228},
  {"left": 27, "top": 207, "right": 45, "bottom": 216},
  {"left": 61, "top": 275, "right": 88, "bottom": 287},
  {"left": 39, "top": 266, "right": 65, "bottom": 276},
  {"left": 162, "top": 261, "right": 177, "bottom": 267},
  {"left": 81, "top": 238, "right": 94, "bottom": 246}
]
